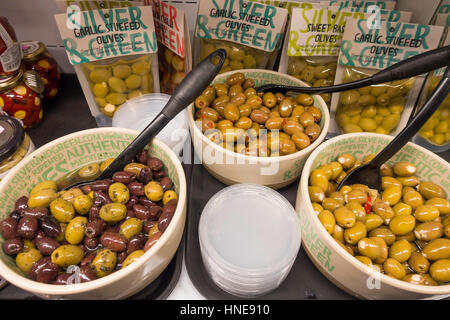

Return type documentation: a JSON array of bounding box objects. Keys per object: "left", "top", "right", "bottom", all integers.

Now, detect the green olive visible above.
[
  {"left": 16, "top": 248, "right": 43, "bottom": 273},
  {"left": 403, "top": 190, "right": 424, "bottom": 209},
  {"left": 389, "top": 239, "right": 412, "bottom": 263},
  {"left": 369, "top": 227, "right": 397, "bottom": 246},
  {"left": 393, "top": 161, "right": 416, "bottom": 177},
  {"left": 223, "top": 103, "right": 240, "bottom": 122},
  {"left": 292, "top": 132, "right": 311, "bottom": 150},
  {"left": 89, "top": 68, "right": 111, "bottom": 83},
  {"left": 365, "top": 213, "right": 384, "bottom": 231},
  {"left": 99, "top": 203, "right": 127, "bottom": 222},
  {"left": 418, "top": 181, "right": 446, "bottom": 200},
  {"left": 334, "top": 206, "right": 356, "bottom": 228},
  {"left": 340, "top": 90, "right": 360, "bottom": 105},
  {"left": 124, "top": 162, "right": 147, "bottom": 178},
  {"left": 402, "top": 273, "right": 437, "bottom": 286},
  {"left": 344, "top": 221, "right": 367, "bottom": 244},
  {"left": 235, "top": 117, "right": 253, "bottom": 130},
  {"left": 309, "top": 169, "right": 329, "bottom": 193},
  {"left": 356, "top": 255, "right": 373, "bottom": 267},
  {"left": 51, "top": 245, "right": 84, "bottom": 268},
  {"left": 78, "top": 163, "right": 100, "bottom": 178},
  {"left": 389, "top": 214, "right": 416, "bottom": 235},
  {"left": 50, "top": 198, "right": 75, "bottom": 223},
  {"left": 384, "top": 258, "right": 406, "bottom": 279},
  {"left": 337, "top": 153, "right": 355, "bottom": 170},
  {"left": 393, "top": 202, "right": 412, "bottom": 216},
  {"left": 414, "top": 205, "right": 440, "bottom": 222},
  {"left": 308, "top": 186, "right": 325, "bottom": 203},
  {"left": 426, "top": 198, "right": 450, "bottom": 215},
  {"left": 65, "top": 216, "right": 88, "bottom": 245},
  {"left": 408, "top": 251, "right": 430, "bottom": 274},
  {"left": 145, "top": 181, "right": 164, "bottom": 202},
  {"left": 119, "top": 217, "right": 143, "bottom": 240},
  {"left": 108, "top": 182, "right": 130, "bottom": 204},
  {"left": 423, "top": 238, "right": 450, "bottom": 260},
  {"left": 112, "top": 64, "right": 131, "bottom": 79},
  {"left": 381, "top": 176, "right": 402, "bottom": 190},
  {"left": 262, "top": 92, "right": 277, "bottom": 108},
  {"left": 429, "top": 259, "right": 450, "bottom": 282},
  {"left": 93, "top": 82, "right": 109, "bottom": 98},
  {"left": 358, "top": 237, "right": 384, "bottom": 261},
  {"left": 382, "top": 186, "right": 402, "bottom": 206},
  {"left": 107, "top": 77, "right": 127, "bottom": 93},
  {"left": 27, "top": 188, "right": 58, "bottom": 208},
  {"left": 347, "top": 189, "right": 368, "bottom": 206},
  {"left": 125, "top": 74, "right": 142, "bottom": 90},
  {"left": 131, "top": 61, "right": 150, "bottom": 75},
  {"left": 105, "top": 93, "right": 126, "bottom": 105},
  {"left": 414, "top": 221, "right": 444, "bottom": 241},
  {"left": 121, "top": 250, "right": 145, "bottom": 269},
  {"left": 397, "top": 176, "right": 420, "bottom": 187},
  {"left": 346, "top": 201, "right": 366, "bottom": 223},
  {"left": 92, "top": 249, "right": 117, "bottom": 278},
  {"left": 318, "top": 210, "right": 335, "bottom": 234}
]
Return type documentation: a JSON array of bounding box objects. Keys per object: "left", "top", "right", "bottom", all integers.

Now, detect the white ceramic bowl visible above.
[
  {"left": 0, "top": 128, "right": 186, "bottom": 299},
  {"left": 296, "top": 132, "right": 450, "bottom": 299},
  {"left": 188, "top": 69, "right": 330, "bottom": 189}
]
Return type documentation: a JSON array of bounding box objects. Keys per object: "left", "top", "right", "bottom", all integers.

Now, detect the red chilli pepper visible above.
[{"left": 364, "top": 195, "right": 372, "bottom": 215}]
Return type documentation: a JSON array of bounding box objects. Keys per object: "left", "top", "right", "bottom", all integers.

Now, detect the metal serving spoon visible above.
[
  {"left": 337, "top": 62, "right": 450, "bottom": 191},
  {"left": 255, "top": 45, "right": 450, "bottom": 95},
  {"left": 61, "top": 49, "right": 226, "bottom": 190}
]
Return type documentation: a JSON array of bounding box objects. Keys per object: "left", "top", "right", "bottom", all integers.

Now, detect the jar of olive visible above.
[
  {"left": 81, "top": 54, "right": 156, "bottom": 118},
  {"left": 0, "top": 115, "right": 35, "bottom": 179}
]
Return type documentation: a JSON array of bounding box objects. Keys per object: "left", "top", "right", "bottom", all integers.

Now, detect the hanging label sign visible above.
[
  {"left": 338, "top": 19, "right": 444, "bottom": 70},
  {"left": 320, "top": 0, "right": 396, "bottom": 10},
  {"left": 150, "top": 0, "right": 186, "bottom": 57},
  {"left": 288, "top": 8, "right": 367, "bottom": 57},
  {"left": 54, "top": 6, "right": 157, "bottom": 65},
  {"left": 55, "top": 0, "right": 144, "bottom": 11},
  {"left": 249, "top": 0, "right": 326, "bottom": 15},
  {"left": 329, "top": 5, "right": 412, "bottom": 22},
  {"left": 195, "top": 0, "right": 289, "bottom": 52}
]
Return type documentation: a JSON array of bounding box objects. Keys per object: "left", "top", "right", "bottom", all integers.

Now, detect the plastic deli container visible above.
[
  {"left": 112, "top": 93, "right": 189, "bottom": 155},
  {"left": 199, "top": 184, "right": 301, "bottom": 297}
]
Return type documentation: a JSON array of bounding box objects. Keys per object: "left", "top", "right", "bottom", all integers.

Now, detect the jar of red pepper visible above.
[
  {"left": 0, "top": 68, "right": 44, "bottom": 128},
  {"left": 21, "top": 40, "right": 60, "bottom": 99},
  {"left": 0, "top": 16, "right": 22, "bottom": 76}
]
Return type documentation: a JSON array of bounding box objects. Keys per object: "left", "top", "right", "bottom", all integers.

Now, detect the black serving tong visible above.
[
  {"left": 256, "top": 45, "right": 450, "bottom": 94},
  {"left": 62, "top": 49, "right": 227, "bottom": 190},
  {"left": 337, "top": 62, "right": 450, "bottom": 191}
]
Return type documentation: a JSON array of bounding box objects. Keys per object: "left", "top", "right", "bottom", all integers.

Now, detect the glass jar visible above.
[
  {"left": 0, "top": 16, "right": 21, "bottom": 76},
  {"left": 0, "top": 68, "right": 44, "bottom": 128},
  {"left": 0, "top": 115, "right": 35, "bottom": 179},
  {"left": 21, "top": 41, "right": 61, "bottom": 100}
]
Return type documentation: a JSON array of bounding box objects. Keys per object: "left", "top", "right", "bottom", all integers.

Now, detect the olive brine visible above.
[{"left": 0, "top": 150, "right": 178, "bottom": 284}]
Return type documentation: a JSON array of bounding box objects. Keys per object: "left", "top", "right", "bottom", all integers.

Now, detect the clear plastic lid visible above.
[
  {"left": 199, "top": 184, "right": 301, "bottom": 296},
  {"left": 112, "top": 93, "right": 189, "bottom": 154}
]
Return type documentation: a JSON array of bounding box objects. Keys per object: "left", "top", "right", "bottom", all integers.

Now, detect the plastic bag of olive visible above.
[
  {"left": 297, "top": 133, "right": 450, "bottom": 299},
  {"left": 329, "top": 19, "right": 444, "bottom": 137},
  {"left": 54, "top": 6, "right": 161, "bottom": 127},
  {"left": 0, "top": 128, "right": 186, "bottom": 299}
]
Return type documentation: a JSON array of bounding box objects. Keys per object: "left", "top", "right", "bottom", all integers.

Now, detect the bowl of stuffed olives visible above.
[
  {"left": 187, "top": 69, "right": 330, "bottom": 189},
  {"left": 0, "top": 128, "right": 187, "bottom": 299},
  {"left": 296, "top": 132, "right": 450, "bottom": 299}
]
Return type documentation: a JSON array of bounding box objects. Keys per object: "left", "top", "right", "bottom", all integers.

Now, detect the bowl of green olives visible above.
[
  {"left": 187, "top": 69, "right": 330, "bottom": 189},
  {"left": 296, "top": 132, "right": 450, "bottom": 299},
  {"left": 0, "top": 127, "right": 186, "bottom": 299}
]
